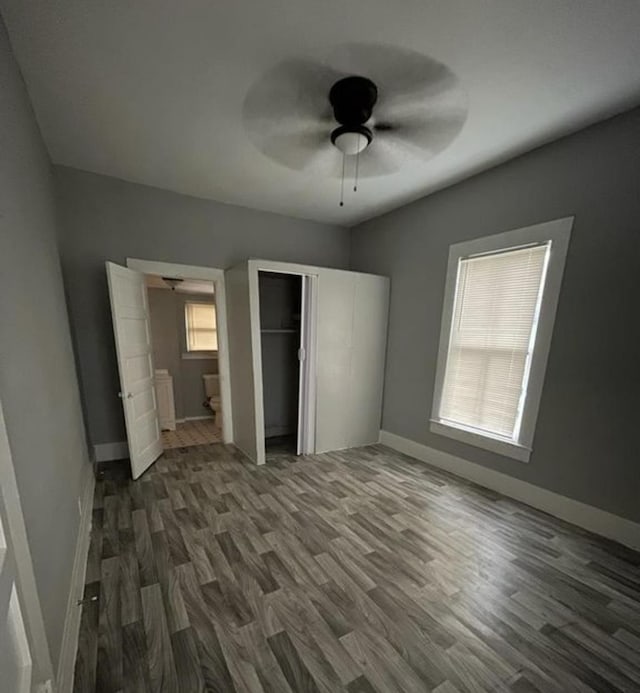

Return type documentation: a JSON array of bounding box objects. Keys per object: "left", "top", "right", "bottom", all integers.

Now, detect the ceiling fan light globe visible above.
[{"left": 331, "top": 128, "right": 371, "bottom": 155}]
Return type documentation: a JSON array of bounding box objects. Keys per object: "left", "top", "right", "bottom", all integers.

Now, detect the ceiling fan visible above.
[{"left": 242, "top": 43, "right": 468, "bottom": 205}]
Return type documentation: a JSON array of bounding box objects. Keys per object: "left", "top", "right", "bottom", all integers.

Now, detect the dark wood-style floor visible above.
[{"left": 74, "top": 443, "right": 640, "bottom": 693}]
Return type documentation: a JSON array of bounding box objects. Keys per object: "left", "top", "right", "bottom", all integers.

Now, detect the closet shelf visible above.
[{"left": 260, "top": 328, "right": 297, "bottom": 334}]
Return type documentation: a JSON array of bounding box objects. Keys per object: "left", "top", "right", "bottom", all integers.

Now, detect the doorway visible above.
[
  {"left": 107, "top": 258, "right": 233, "bottom": 479},
  {"left": 126, "top": 258, "right": 233, "bottom": 446},
  {"left": 256, "top": 270, "right": 316, "bottom": 458},
  {"left": 144, "top": 274, "right": 222, "bottom": 450},
  {"left": 258, "top": 272, "right": 301, "bottom": 455}
]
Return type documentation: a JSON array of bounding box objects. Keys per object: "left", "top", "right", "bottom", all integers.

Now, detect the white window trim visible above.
[
  {"left": 184, "top": 300, "right": 217, "bottom": 353},
  {"left": 181, "top": 351, "right": 218, "bottom": 360},
  {"left": 430, "top": 217, "right": 573, "bottom": 462}
]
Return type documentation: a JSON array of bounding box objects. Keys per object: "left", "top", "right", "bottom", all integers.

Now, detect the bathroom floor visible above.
[{"left": 161, "top": 419, "right": 221, "bottom": 449}]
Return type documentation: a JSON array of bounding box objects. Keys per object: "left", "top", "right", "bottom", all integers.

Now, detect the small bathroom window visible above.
[{"left": 185, "top": 302, "right": 218, "bottom": 352}]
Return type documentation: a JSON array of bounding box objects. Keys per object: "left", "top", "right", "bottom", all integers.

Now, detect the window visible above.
[
  {"left": 185, "top": 302, "right": 217, "bottom": 351},
  {"left": 431, "top": 218, "right": 572, "bottom": 462},
  {"left": 439, "top": 244, "right": 549, "bottom": 439}
]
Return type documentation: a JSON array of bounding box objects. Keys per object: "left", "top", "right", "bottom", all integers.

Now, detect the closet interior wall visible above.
[{"left": 258, "top": 272, "right": 301, "bottom": 450}]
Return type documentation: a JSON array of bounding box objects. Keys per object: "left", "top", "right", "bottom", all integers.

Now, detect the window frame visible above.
[
  {"left": 430, "top": 217, "right": 573, "bottom": 462},
  {"left": 184, "top": 300, "right": 218, "bottom": 354}
]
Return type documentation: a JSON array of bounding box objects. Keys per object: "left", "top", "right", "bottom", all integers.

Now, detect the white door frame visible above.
[
  {"left": 0, "top": 397, "right": 54, "bottom": 691},
  {"left": 126, "top": 258, "right": 234, "bottom": 444},
  {"left": 251, "top": 260, "right": 319, "bottom": 463}
]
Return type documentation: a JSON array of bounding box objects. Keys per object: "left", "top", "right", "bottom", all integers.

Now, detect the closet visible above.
[
  {"left": 226, "top": 259, "right": 389, "bottom": 465},
  {"left": 258, "top": 272, "right": 302, "bottom": 454}
]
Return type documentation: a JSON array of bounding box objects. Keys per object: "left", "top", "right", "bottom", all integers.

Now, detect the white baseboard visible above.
[
  {"left": 94, "top": 417, "right": 217, "bottom": 462},
  {"left": 379, "top": 430, "right": 640, "bottom": 551},
  {"left": 93, "top": 441, "right": 128, "bottom": 462},
  {"left": 56, "top": 464, "right": 95, "bottom": 693}
]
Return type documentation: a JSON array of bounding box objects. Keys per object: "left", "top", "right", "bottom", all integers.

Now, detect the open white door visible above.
[
  {"left": 0, "top": 505, "right": 32, "bottom": 693},
  {"left": 0, "top": 507, "right": 31, "bottom": 693},
  {"left": 106, "top": 262, "right": 163, "bottom": 479},
  {"left": 0, "top": 403, "right": 33, "bottom": 693}
]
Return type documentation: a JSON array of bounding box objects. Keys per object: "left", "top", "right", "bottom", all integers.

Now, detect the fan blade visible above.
[
  {"left": 249, "top": 113, "right": 327, "bottom": 141},
  {"left": 375, "top": 111, "right": 467, "bottom": 158},
  {"left": 326, "top": 43, "right": 463, "bottom": 107},
  {"left": 349, "top": 138, "right": 410, "bottom": 178},
  {"left": 243, "top": 58, "right": 345, "bottom": 170},
  {"left": 374, "top": 85, "right": 467, "bottom": 126},
  {"left": 243, "top": 58, "right": 343, "bottom": 130},
  {"left": 255, "top": 126, "right": 332, "bottom": 171}
]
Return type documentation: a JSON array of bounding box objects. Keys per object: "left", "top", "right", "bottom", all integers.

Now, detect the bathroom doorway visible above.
[
  {"left": 107, "top": 259, "right": 233, "bottom": 478},
  {"left": 144, "top": 274, "right": 223, "bottom": 450}
]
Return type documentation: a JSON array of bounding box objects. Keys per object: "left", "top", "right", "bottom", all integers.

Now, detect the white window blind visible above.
[
  {"left": 438, "top": 243, "right": 550, "bottom": 441},
  {"left": 185, "top": 302, "right": 217, "bottom": 351}
]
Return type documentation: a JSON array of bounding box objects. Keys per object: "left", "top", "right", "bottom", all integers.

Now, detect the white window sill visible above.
[
  {"left": 181, "top": 352, "right": 218, "bottom": 360},
  {"left": 429, "top": 419, "right": 531, "bottom": 463}
]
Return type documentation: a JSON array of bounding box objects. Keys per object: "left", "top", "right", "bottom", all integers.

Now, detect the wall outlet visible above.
[{"left": 36, "top": 680, "right": 54, "bottom": 693}]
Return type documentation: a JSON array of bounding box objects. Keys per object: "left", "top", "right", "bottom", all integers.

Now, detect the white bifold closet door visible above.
[
  {"left": 225, "top": 260, "right": 389, "bottom": 465},
  {"left": 315, "top": 271, "right": 389, "bottom": 453}
]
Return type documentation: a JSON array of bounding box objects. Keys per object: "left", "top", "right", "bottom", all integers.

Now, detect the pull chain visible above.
[
  {"left": 339, "top": 151, "right": 345, "bottom": 207},
  {"left": 354, "top": 148, "right": 360, "bottom": 192}
]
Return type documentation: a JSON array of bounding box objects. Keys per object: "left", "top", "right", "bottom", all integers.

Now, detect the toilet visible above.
[{"left": 202, "top": 374, "right": 222, "bottom": 433}]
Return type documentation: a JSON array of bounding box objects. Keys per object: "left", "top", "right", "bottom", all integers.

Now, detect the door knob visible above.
[{"left": 118, "top": 392, "right": 133, "bottom": 399}]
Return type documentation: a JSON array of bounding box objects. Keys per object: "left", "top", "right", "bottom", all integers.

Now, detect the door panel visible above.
[
  {"left": 106, "top": 262, "right": 163, "bottom": 479},
  {"left": 315, "top": 272, "right": 357, "bottom": 453},
  {"left": 315, "top": 271, "right": 389, "bottom": 453},
  {"left": 348, "top": 274, "right": 390, "bottom": 446}
]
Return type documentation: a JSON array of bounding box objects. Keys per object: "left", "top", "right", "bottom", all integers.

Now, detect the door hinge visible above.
[{"left": 298, "top": 348, "right": 305, "bottom": 362}]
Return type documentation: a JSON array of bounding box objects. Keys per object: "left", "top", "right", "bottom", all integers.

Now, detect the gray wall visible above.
[
  {"left": 55, "top": 166, "right": 350, "bottom": 448},
  {"left": 148, "top": 288, "right": 217, "bottom": 420},
  {"left": 351, "top": 106, "right": 640, "bottom": 523},
  {"left": 0, "top": 15, "right": 90, "bottom": 672},
  {"left": 148, "top": 288, "right": 182, "bottom": 414}
]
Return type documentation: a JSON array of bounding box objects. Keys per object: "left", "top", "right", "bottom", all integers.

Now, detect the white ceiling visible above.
[
  {"left": 3, "top": 0, "right": 640, "bottom": 226},
  {"left": 145, "top": 275, "right": 214, "bottom": 295}
]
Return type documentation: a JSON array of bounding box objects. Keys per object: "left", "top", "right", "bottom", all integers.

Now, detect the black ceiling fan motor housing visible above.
[{"left": 329, "top": 76, "right": 378, "bottom": 127}]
